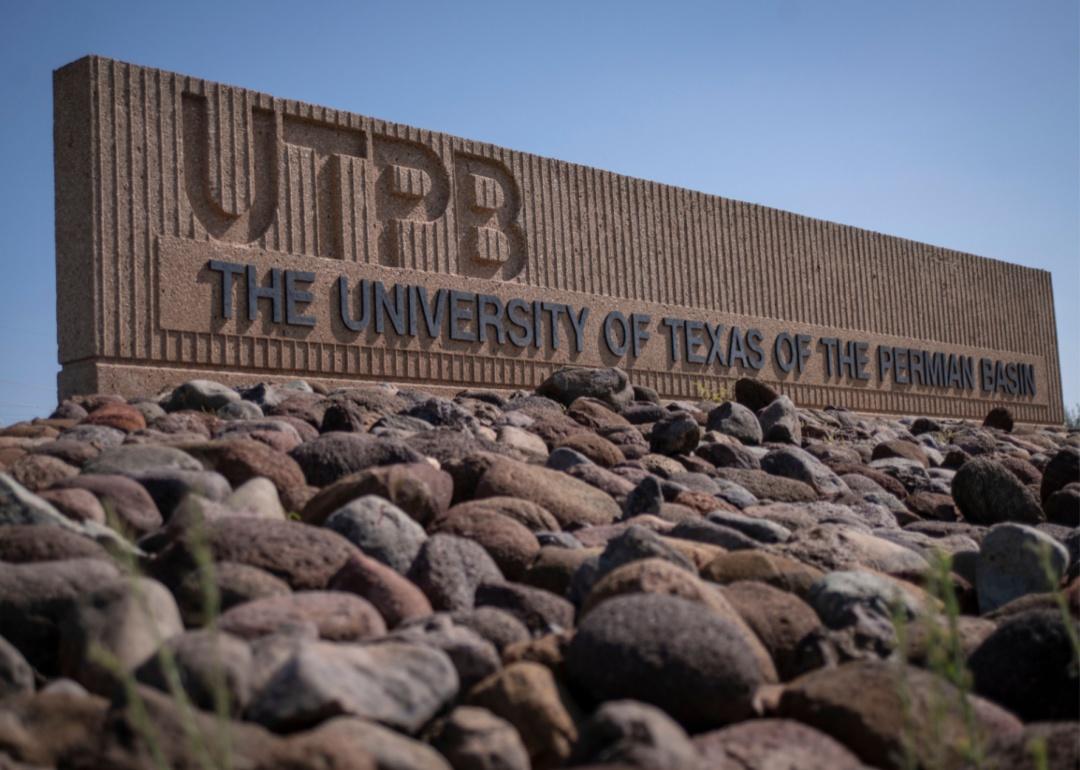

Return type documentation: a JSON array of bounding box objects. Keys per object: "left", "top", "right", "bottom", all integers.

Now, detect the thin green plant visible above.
[{"left": 91, "top": 501, "right": 234, "bottom": 770}]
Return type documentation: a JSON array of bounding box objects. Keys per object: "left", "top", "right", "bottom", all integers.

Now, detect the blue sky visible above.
[{"left": 0, "top": 0, "right": 1076, "bottom": 423}]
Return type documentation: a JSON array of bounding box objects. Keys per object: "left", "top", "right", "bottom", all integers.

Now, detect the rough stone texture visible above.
[
  {"left": 302, "top": 462, "right": 453, "bottom": 526},
  {"left": 392, "top": 614, "right": 500, "bottom": 692},
  {"left": 1041, "top": 447, "right": 1080, "bottom": 502},
  {"left": 151, "top": 517, "right": 361, "bottom": 590},
  {"left": 975, "top": 522, "right": 1068, "bottom": 613},
  {"left": 951, "top": 456, "right": 1045, "bottom": 525},
  {"left": 247, "top": 640, "right": 458, "bottom": 733},
  {"left": 58, "top": 577, "right": 184, "bottom": 694},
  {"left": 778, "top": 660, "right": 1022, "bottom": 770},
  {"left": 407, "top": 534, "right": 504, "bottom": 611},
  {"left": 466, "top": 662, "right": 580, "bottom": 770},
  {"left": 431, "top": 509, "right": 539, "bottom": 580},
  {"left": 537, "top": 367, "right": 634, "bottom": 410},
  {"left": 289, "top": 432, "right": 424, "bottom": 487},
  {"left": 0, "top": 634, "right": 35, "bottom": 698},
  {"left": 51, "top": 473, "right": 163, "bottom": 534},
  {"left": 759, "top": 396, "right": 802, "bottom": 444},
  {"left": 329, "top": 554, "right": 434, "bottom": 628},
  {"left": 4, "top": 352, "right": 1076, "bottom": 769},
  {"left": 0, "top": 558, "right": 121, "bottom": 674},
  {"left": 695, "top": 718, "right": 864, "bottom": 770},
  {"left": 135, "top": 629, "right": 254, "bottom": 714},
  {"left": 707, "top": 401, "right": 763, "bottom": 445},
  {"left": 218, "top": 590, "right": 387, "bottom": 641},
  {"left": 430, "top": 706, "right": 530, "bottom": 770},
  {"left": 721, "top": 580, "right": 822, "bottom": 681},
  {"left": 324, "top": 495, "right": 428, "bottom": 574},
  {"left": 474, "top": 456, "right": 620, "bottom": 528},
  {"left": 969, "top": 609, "right": 1079, "bottom": 721},
  {"left": 566, "top": 594, "right": 776, "bottom": 729},
  {"left": 0, "top": 524, "right": 109, "bottom": 563},
  {"left": 570, "top": 699, "right": 701, "bottom": 770}
]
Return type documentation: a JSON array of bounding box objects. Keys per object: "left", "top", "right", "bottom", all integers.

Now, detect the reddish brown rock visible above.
[
  {"left": 301, "top": 462, "right": 453, "bottom": 526},
  {"left": 466, "top": 662, "right": 581, "bottom": 770},
  {"left": 36, "top": 487, "right": 106, "bottom": 524},
  {"left": 218, "top": 591, "right": 386, "bottom": 641},
  {"left": 0, "top": 525, "right": 109, "bottom": 564},
  {"left": 152, "top": 517, "right": 361, "bottom": 590},
  {"left": 871, "top": 439, "right": 929, "bottom": 468},
  {"left": 8, "top": 454, "right": 78, "bottom": 491},
  {"left": 778, "top": 661, "right": 1022, "bottom": 770},
  {"left": 720, "top": 580, "right": 822, "bottom": 681},
  {"left": 431, "top": 509, "right": 540, "bottom": 580},
  {"left": 50, "top": 473, "right": 162, "bottom": 534},
  {"left": 701, "top": 550, "right": 825, "bottom": 599},
  {"left": 695, "top": 718, "right": 863, "bottom": 770},
  {"left": 566, "top": 397, "right": 633, "bottom": 431},
  {"left": 556, "top": 432, "right": 626, "bottom": 468},
  {"left": 474, "top": 456, "right": 620, "bottom": 528},
  {"left": 183, "top": 438, "right": 306, "bottom": 503},
  {"left": 444, "top": 496, "right": 560, "bottom": 533},
  {"left": 329, "top": 554, "right": 433, "bottom": 628},
  {"left": 82, "top": 403, "right": 147, "bottom": 433}
]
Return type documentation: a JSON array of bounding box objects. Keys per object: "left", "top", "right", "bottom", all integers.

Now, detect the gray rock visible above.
[
  {"left": 546, "top": 447, "right": 592, "bottom": 472},
  {"left": 969, "top": 609, "right": 1079, "bottom": 721},
  {"left": 0, "top": 474, "right": 129, "bottom": 547},
  {"left": 566, "top": 593, "right": 775, "bottom": 729},
  {"left": 696, "top": 440, "right": 761, "bottom": 470},
  {"left": 217, "top": 400, "right": 263, "bottom": 420},
  {"left": 166, "top": 379, "right": 241, "bottom": 412},
  {"left": 758, "top": 396, "right": 801, "bottom": 444},
  {"left": 870, "top": 457, "right": 934, "bottom": 495},
  {"left": 570, "top": 699, "right": 701, "bottom": 770},
  {"left": 622, "top": 475, "right": 664, "bottom": 518},
  {"left": 649, "top": 412, "right": 701, "bottom": 455},
  {"left": 136, "top": 629, "right": 253, "bottom": 714},
  {"left": 224, "top": 477, "right": 286, "bottom": 518},
  {"left": 713, "top": 479, "right": 759, "bottom": 509},
  {"left": 0, "top": 634, "right": 34, "bottom": 697},
  {"left": 246, "top": 639, "right": 458, "bottom": 733},
  {"left": 408, "top": 534, "right": 504, "bottom": 611},
  {"left": 706, "top": 510, "right": 790, "bottom": 543},
  {"left": 84, "top": 445, "right": 202, "bottom": 475},
  {"left": 405, "top": 398, "right": 481, "bottom": 432},
  {"left": 536, "top": 366, "right": 634, "bottom": 409},
  {"left": 669, "top": 520, "right": 760, "bottom": 550},
  {"left": 975, "top": 523, "right": 1068, "bottom": 613},
  {"left": 706, "top": 401, "right": 762, "bottom": 446},
  {"left": 431, "top": 706, "right": 530, "bottom": 770},
  {"left": 595, "top": 525, "right": 696, "bottom": 582},
  {"left": 448, "top": 607, "right": 532, "bottom": 654},
  {"left": 734, "top": 378, "right": 779, "bottom": 412},
  {"left": 319, "top": 717, "right": 453, "bottom": 770},
  {"left": 58, "top": 423, "right": 126, "bottom": 449},
  {"left": 130, "top": 468, "right": 232, "bottom": 520},
  {"left": 325, "top": 495, "right": 427, "bottom": 575},
  {"left": 475, "top": 581, "right": 575, "bottom": 634},
  {"left": 808, "top": 570, "right": 923, "bottom": 629},
  {"left": 1041, "top": 447, "right": 1080, "bottom": 503},
  {"left": 761, "top": 446, "right": 849, "bottom": 499},
  {"left": 392, "top": 614, "right": 501, "bottom": 692},
  {"left": 59, "top": 576, "right": 184, "bottom": 694},
  {"left": 0, "top": 557, "right": 121, "bottom": 674},
  {"left": 953, "top": 456, "right": 1045, "bottom": 525},
  {"left": 290, "top": 432, "right": 424, "bottom": 487}
]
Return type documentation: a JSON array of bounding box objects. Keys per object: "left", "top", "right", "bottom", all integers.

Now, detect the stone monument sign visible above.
[{"left": 53, "top": 56, "right": 1063, "bottom": 423}]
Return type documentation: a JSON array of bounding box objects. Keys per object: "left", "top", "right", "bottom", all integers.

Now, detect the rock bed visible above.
[{"left": 0, "top": 368, "right": 1077, "bottom": 770}]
